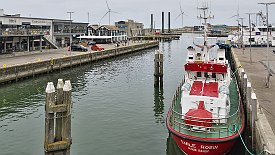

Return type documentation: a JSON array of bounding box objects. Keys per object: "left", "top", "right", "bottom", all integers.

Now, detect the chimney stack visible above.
[
  {"left": 168, "top": 12, "right": 171, "bottom": 33},
  {"left": 151, "top": 14, "right": 154, "bottom": 33},
  {"left": 162, "top": 12, "right": 164, "bottom": 33}
]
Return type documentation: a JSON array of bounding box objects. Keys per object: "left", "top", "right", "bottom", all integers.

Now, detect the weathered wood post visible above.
[
  {"left": 55, "top": 79, "right": 64, "bottom": 142},
  {"left": 50, "top": 58, "right": 54, "bottom": 72},
  {"left": 45, "top": 82, "right": 55, "bottom": 155},
  {"left": 63, "top": 80, "right": 72, "bottom": 155},
  {"left": 154, "top": 50, "right": 163, "bottom": 87},
  {"left": 44, "top": 80, "right": 72, "bottom": 155}
]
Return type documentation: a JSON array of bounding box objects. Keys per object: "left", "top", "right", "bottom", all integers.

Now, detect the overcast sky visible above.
[{"left": 2, "top": 0, "right": 275, "bottom": 28}]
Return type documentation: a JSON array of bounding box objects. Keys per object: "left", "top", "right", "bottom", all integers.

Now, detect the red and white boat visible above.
[{"left": 166, "top": 6, "right": 244, "bottom": 155}]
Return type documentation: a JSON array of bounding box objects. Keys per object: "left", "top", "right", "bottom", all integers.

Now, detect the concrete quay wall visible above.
[
  {"left": 231, "top": 48, "right": 275, "bottom": 155},
  {"left": 0, "top": 41, "right": 159, "bottom": 84}
]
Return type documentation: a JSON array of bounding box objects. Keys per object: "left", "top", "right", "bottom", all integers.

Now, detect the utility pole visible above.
[
  {"left": 258, "top": 2, "right": 275, "bottom": 88},
  {"left": 67, "top": 11, "right": 74, "bottom": 55},
  {"left": 245, "top": 13, "right": 256, "bottom": 63},
  {"left": 239, "top": 17, "right": 244, "bottom": 54}
]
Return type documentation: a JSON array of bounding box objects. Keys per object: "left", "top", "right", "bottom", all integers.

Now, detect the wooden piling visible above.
[
  {"left": 44, "top": 80, "right": 72, "bottom": 155},
  {"left": 154, "top": 50, "right": 163, "bottom": 87},
  {"left": 55, "top": 79, "right": 64, "bottom": 142},
  {"left": 45, "top": 82, "right": 55, "bottom": 155}
]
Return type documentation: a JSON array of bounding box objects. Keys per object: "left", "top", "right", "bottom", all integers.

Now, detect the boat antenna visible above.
[{"left": 197, "top": 3, "right": 214, "bottom": 62}]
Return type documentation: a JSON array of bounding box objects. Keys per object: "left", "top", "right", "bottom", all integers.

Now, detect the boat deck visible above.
[{"left": 170, "top": 79, "right": 242, "bottom": 139}]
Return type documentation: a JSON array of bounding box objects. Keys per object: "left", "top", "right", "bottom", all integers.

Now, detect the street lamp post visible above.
[
  {"left": 67, "top": 11, "right": 74, "bottom": 55},
  {"left": 258, "top": 2, "right": 275, "bottom": 88},
  {"left": 239, "top": 17, "right": 245, "bottom": 54},
  {"left": 245, "top": 13, "right": 256, "bottom": 63}
]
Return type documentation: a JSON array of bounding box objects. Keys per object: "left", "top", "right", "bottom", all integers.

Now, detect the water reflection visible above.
[
  {"left": 166, "top": 133, "right": 185, "bottom": 155},
  {"left": 153, "top": 86, "right": 165, "bottom": 124},
  {"left": 167, "top": 41, "right": 172, "bottom": 62}
]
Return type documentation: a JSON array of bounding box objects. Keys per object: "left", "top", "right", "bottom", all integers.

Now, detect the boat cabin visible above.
[{"left": 180, "top": 47, "right": 231, "bottom": 129}]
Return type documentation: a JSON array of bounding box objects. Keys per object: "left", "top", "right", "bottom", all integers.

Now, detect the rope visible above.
[{"left": 231, "top": 123, "right": 266, "bottom": 155}]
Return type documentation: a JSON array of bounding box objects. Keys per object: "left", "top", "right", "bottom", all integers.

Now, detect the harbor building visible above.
[
  {"left": 0, "top": 9, "right": 88, "bottom": 54},
  {"left": 84, "top": 24, "right": 127, "bottom": 43},
  {"left": 115, "top": 20, "right": 144, "bottom": 37}
]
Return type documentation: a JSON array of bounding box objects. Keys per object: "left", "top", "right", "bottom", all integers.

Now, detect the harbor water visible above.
[{"left": 0, "top": 34, "right": 243, "bottom": 155}]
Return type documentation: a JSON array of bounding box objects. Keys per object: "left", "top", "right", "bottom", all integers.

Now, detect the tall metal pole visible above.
[
  {"left": 258, "top": 2, "right": 275, "bottom": 88},
  {"left": 67, "top": 11, "right": 74, "bottom": 55},
  {"left": 109, "top": 10, "right": 110, "bottom": 25},
  {"left": 239, "top": 17, "right": 244, "bottom": 54},
  {"left": 245, "top": 13, "right": 256, "bottom": 63}
]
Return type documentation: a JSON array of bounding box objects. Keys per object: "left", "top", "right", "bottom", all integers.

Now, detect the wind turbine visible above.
[
  {"left": 175, "top": 3, "right": 186, "bottom": 28},
  {"left": 100, "top": 0, "right": 119, "bottom": 25}
]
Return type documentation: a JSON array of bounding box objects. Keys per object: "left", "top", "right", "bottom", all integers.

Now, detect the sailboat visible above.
[{"left": 166, "top": 5, "right": 245, "bottom": 155}]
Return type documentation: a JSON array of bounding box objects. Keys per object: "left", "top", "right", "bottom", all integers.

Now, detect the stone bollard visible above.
[
  {"left": 251, "top": 93, "right": 258, "bottom": 124},
  {"left": 246, "top": 82, "right": 252, "bottom": 112},
  {"left": 251, "top": 92, "right": 257, "bottom": 153}
]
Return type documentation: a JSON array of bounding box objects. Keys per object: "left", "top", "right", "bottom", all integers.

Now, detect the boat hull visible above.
[{"left": 171, "top": 133, "right": 237, "bottom": 155}]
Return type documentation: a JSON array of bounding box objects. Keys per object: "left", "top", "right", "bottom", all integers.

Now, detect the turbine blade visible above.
[
  {"left": 106, "top": 0, "right": 110, "bottom": 9},
  {"left": 229, "top": 14, "right": 237, "bottom": 19},
  {"left": 175, "top": 14, "right": 181, "bottom": 20},
  {"left": 179, "top": 2, "right": 183, "bottom": 13},
  {"left": 110, "top": 10, "right": 120, "bottom": 14},
  {"left": 183, "top": 12, "right": 188, "bottom": 17},
  {"left": 100, "top": 11, "right": 109, "bottom": 21}
]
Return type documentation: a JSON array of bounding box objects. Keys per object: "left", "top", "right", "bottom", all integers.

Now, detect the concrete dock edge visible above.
[
  {"left": 231, "top": 48, "right": 275, "bottom": 155},
  {"left": 0, "top": 41, "right": 159, "bottom": 84}
]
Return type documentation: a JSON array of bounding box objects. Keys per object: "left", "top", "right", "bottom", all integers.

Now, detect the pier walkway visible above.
[
  {"left": 0, "top": 40, "right": 158, "bottom": 84},
  {"left": 234, "top": 47, "right": 275, "bottom": 134},
  {"left": 0, "top": 41, "right": 149, "bottom": 68}
]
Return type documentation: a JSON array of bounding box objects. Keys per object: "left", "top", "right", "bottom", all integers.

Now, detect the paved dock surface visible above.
[
  {"left": 234, "top": 47, "right": 275, "bottom": 134},
  {"left": 0, "top": 41, "right": 148, "bottom": 68}
]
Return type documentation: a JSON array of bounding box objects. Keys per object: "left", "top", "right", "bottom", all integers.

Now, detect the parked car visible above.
[
  {"left": 88, "top": 41, "right": 96, "bottom": 45},
  {"left": 91, "top": 44, "right": 104, "bottom": 51},
  {"left": 71, "top": 45, "right": 88, "bottom": 51}
]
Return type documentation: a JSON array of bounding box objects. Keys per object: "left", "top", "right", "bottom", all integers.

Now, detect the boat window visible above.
[
  {"left": 188, "top": 56, "right": 193, "bottom": 60},
  {"left": 212, "top": 73, "right": 216, "bottom": 78},
  {"left": 249, "top": 38, "right": 255, "bottom": 42},
  {"left": 204, "top": 72, "right": 209, "bottom": 78},
  {"left": 197, "top": 72, "right": 202, "bottom": 77},
  {"left": 219, "top": 57, "right": 224, "bottom": 61}
]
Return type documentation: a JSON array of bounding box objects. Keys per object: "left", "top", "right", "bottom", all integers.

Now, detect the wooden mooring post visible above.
[
  {"left": 154, "top": 50, "right": 163, "bottom": 87},
  {"left": 44, "top": 79, "right": 72, "bottom": 155}
]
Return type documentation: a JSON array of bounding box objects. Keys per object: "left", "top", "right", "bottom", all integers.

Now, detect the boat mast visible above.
[{"left": 197, "top": 3, "right": 214, "bottom": 62}]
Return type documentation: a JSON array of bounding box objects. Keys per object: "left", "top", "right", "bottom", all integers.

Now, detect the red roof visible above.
[
  {"left": 190, "top": 81, "right": 219, "bottom": 98},
  {"left": 184, "top": 62, "right": 227, "bottom": 73}
]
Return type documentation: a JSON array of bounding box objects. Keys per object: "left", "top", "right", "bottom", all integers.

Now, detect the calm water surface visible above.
[{"left": 0, "top": 34, "right": 242, "bottom": 155}]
